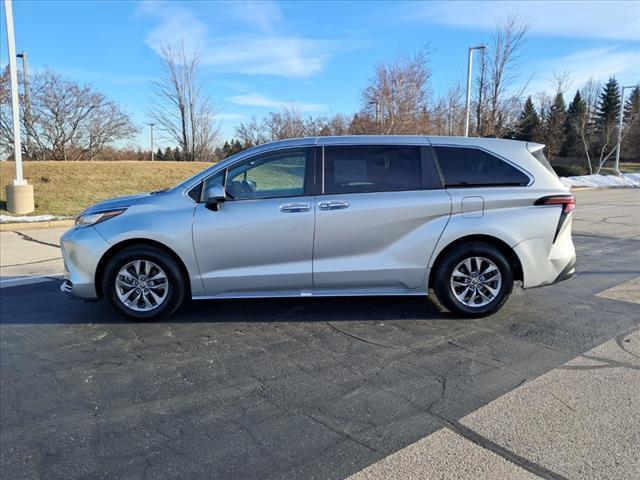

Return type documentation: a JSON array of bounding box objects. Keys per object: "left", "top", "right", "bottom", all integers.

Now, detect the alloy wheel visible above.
[
  {"left": 449, "top": 256, "right": 502, "bottom": 308},
  {"left": 115, "top": 260, "right": 169, "bottom": 312}
]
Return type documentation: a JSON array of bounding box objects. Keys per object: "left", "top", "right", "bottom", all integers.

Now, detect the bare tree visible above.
[
  {"left": 235, "top": 115, "right": 269, "bottom": 146},
  {"left": 474, "top": 15, "right": 531, "bottom": 137},
  {"left": 0, "top": 68, "right": 137, "bottom": 161},
  {"left": 432, "top": 82, "right": 465, "bottom": 136},
  {"left": 572, "top": 79, "right": 600, "bottom": 174},
  {"left": 361, "top": 48, "right": 432, "bottom": 135},
  {"left": 148, "top": 43, "right": 220, "bottom": 161}
]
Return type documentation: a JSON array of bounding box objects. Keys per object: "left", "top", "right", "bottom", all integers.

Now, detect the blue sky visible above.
[{"left": 2, "top": 0, "right": 639, "bottom": 148}]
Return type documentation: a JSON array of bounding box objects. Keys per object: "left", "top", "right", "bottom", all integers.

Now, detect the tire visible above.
[
  {"left": 432, "top": 241, "right": 513, "bottom": 317},
  {"left": 101, "top": 245, "right": 186, "bottom": 321}
]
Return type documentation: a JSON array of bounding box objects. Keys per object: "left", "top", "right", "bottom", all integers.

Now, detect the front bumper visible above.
[{"left": 60, "top": 226, "right": 111, "bottom": 299}]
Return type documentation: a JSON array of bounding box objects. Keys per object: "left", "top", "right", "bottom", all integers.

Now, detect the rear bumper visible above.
[
  {"left": 514, "top": 234, "right": 576, "bottom": 289},
  {"left": 553, "top": 255, "right": 576, "bottom": 284}
]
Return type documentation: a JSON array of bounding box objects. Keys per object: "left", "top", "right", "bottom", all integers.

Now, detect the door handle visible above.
[
  {"left": 279, "top": 203, "right": 311, "bottom": 213},
  {"left": 318, "top": 200, "right": 350, "bottom": 211}
]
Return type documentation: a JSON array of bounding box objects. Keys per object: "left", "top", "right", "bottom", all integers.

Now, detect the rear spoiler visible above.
[{"left": 526, "top": 142, "right": 545, "bottom": 153}]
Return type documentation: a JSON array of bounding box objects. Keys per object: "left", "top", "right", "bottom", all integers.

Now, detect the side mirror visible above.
[{"left": 204, "top": 184, "right": 226, "bottom": 211}]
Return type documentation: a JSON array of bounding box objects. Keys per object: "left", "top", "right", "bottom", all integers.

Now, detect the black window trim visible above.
[
  {"left": 319, "top": 144, "right": 443, "bottom": 196},
  {"left": 189, "top": 147, "right": 316, "bottom": 203},
  {"left": 431, "top": 144, "right": 534, "bottom": 189}
]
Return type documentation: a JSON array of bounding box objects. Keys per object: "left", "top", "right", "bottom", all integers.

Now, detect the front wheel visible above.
[
  {"left": 432, "top": 242, "right": 514, "bottom": 317},
  {"left": 101, "top": 245, "right": 186, "bottom": 321}
]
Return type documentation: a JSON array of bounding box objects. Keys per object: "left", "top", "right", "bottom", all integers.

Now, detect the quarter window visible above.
[
  {"left": 324, "top": 146, "right": 422, "bottom": 194},
  {"left": 434, "top": 146, "right": 529, "bottom": 187}
]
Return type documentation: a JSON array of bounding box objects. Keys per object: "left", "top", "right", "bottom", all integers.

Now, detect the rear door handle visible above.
[
  {"left": 318, "top": 200, "right": 350, "bottom": 210},
  {"left": 279, "top": 203, "right": 311, "bottom": 213}
]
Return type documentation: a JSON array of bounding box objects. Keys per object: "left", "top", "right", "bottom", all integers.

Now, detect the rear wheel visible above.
[
  {"left": 433, "top": 242, "right": 513, "bottom": 317},
  {"left": 102, "top": 245, "right": 186, "bottom": 321}
]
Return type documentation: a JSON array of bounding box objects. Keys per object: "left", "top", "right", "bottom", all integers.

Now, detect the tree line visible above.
[{"left": 1, "top": 15, "right": 638, "bottom": 169}]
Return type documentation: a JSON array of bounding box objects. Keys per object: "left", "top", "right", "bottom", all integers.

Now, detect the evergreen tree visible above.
[
  {"left": 173, "top": 147, "right": 183, "bottom": 161},
  {"left": 624, "top": 86, "right": 640, "bottom": 122},
  {"left": 562, "top": 90, "right": 587, "bottom": 157},
  {"left": 543, "top": 92, "right": 566, "bottom": 159},
  {"left": 622, "top": 86, "right": 640, "bottom": 159},
  {"left": 596, "top": 77, "right": 621, "bottom": 130},
  {"left": 163, "top": 147, "right": 174, "bottom": 161},
  {"left": 515, "top": 96, "right": 540, "bottom": 141},
  {"left": 155, "top": 148, "right": 164, "bottom": 161}
]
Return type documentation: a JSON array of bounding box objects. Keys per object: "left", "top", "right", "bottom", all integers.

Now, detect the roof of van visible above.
[{"left": 243, "top": 135, "right": 532, "bottom": 148}]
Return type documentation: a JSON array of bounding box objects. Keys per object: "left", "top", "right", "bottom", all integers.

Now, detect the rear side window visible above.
[
  {"left": 324, "top": 145, "right": 422, "bottom": 194},
  {"left": 434, "top": 146, "right": 529, "bottom": 187}
]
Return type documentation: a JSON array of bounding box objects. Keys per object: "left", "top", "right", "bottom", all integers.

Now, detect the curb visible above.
[{"left": 0, "top": 219, "right": 74, "bottom": 232}]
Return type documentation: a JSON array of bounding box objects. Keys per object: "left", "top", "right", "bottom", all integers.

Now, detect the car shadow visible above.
[{"left": 0, "top": 280, "right": 468, "bottom": 325}]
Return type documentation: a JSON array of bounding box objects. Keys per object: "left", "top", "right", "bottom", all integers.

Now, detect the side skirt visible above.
[{"left": 192, "top": 288, "right": 428, "bottom": 301}]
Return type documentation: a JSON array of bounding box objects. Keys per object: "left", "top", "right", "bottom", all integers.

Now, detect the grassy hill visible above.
[{"left": 1, "top": 161, "right": 211, "bottom": 217}]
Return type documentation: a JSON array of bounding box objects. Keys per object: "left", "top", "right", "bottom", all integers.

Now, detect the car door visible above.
[
  {"left": 192, "top": 147, "right": 316, "bottom": 295},
  {"left": 312, "top": 144, "right": 451, "bottom": 292}
]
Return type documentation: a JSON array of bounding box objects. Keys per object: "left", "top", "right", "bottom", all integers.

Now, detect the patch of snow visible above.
[
  {"left": 0, "top": 214, "right": 71, "bottom": 224},
  {"left": 560, "top": 173, "right": 640, "bottom": 188}
]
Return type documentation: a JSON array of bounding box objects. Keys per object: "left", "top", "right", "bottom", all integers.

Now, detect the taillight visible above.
[{"left": 534, "top": 195, "right": 576, "bottom": 214}]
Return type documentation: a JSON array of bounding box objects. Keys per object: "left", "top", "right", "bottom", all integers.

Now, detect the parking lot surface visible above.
[{"left": 1, "top": 189, "right": 639, "bottom": 479}]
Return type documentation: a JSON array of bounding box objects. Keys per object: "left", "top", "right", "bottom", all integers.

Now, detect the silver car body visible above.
[{"left": 60, "top": 136, "right": 575, "bottom": 301}]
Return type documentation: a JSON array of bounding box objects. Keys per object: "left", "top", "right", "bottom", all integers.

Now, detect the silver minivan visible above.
[{"left": 60, "top": 136, "right": 576, "bottom": 321}]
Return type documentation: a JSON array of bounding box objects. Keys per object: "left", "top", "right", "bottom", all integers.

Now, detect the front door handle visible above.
[
  {"left": 279, "top": 203, "right": 311, "bottom": 213},
  {"left": 318, "top": 200, "right": 350, "bottom": 211}
]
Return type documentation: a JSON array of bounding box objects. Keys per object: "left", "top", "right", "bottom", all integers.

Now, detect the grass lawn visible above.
[{"left": 1, "top": 161, "right": 211, "bottom": 217}]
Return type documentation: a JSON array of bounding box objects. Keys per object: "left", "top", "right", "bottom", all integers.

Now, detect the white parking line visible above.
[{"left": 0, "top": 274, "right": 63, "bottom": 288}]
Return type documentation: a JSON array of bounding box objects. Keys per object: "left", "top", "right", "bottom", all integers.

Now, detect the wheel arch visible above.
[
  {"left": 428, "top": 234, "right": 523, "bottom": 289},
  {"left": 95, "top": 238, "right": 191, "bottom": 299}
]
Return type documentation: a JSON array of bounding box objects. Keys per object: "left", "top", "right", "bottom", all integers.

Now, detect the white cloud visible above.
[
  {"left": 227, "top": 93, "right": 327, "bottom": 112},
  {"left": 405, "top": 1, "right": 640, "bottom": 41},
  {"left": 137, "top": 0, "right": 339, "bottom": 78}
]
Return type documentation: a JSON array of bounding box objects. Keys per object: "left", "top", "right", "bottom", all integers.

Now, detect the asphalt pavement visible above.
[{"left": 1, "top": 188, "right": 639, "bottom": 479}]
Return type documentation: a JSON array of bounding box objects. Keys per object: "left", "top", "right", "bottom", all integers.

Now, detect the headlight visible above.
[{"left": 75, "top": 208, "right": 126, "bottom": 227}]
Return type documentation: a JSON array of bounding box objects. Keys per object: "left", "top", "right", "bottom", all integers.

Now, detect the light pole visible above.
[
  {"left": 16, "top": 51, "right": 30, "bottom": 156},
  {"left": 464, "top": 45, "right": 487, "bottom": 137},
  {"left": 147, "top": 123, "right": 155, "bottom": 161},
  {"left": 3, "top": 0, "right": 34, "bottom": 214},
  {"left": 615, "top": 85, "right": 635, "bottom": 175}
]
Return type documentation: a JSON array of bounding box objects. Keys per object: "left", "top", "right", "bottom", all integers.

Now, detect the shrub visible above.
[{"left": 552, "top": 165, "right": 588, "bottom": 177}]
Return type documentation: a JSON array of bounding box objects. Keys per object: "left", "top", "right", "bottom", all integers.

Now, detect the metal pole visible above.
[
  {"left": 17, "top": 51, "right": 30, "bottom": 156},
  {"left": 615, "top": 86, "right": 634, "bottom": 176},
  {"left": 148, "top": 123, "right": 155, "bottom": 161},
  {"left": 464, "top": 45, "right": 487, "bottom": 138},
  {"left": 464, "top": 48, "right": 474, "bottom": 138},
  {"left": 4, "top": 0, "right": 25, "bottom": 184}
]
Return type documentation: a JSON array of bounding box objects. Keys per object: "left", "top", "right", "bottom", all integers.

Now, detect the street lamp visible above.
[
  {"left": 147, "top": 123, "right": 155, "bottom": 161},
  {"left": 615, "top": 85, "right": 636, "bottom": 175},
  {"left": 3, "top": 0, "right": 34, "bottom": 214},
  {"left": 16, "top": 51, "right": 30, "bottom": 155},
  {"left": 464, "top": 44, "right": 487, "bottom": 137}
]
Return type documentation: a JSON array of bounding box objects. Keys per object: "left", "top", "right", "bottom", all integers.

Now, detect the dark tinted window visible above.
[
  {"left": 434, "top": 147, "right": 529, "bottom": 187},
  {"left": 324, "top": 146, "right": 421, "bottom": 194}
]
